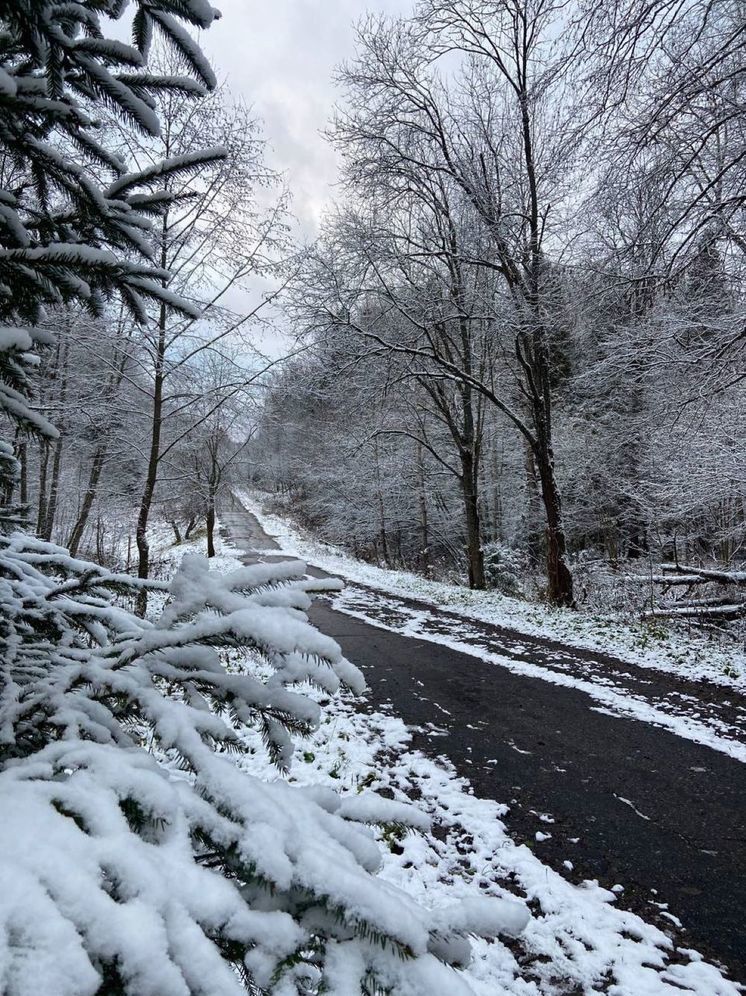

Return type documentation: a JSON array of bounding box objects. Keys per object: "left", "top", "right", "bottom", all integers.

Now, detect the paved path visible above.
[{"left": 219, "top": 497, "right": 746, "bottom": 984}]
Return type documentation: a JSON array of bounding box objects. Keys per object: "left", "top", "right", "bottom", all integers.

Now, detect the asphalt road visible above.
[{"left": 220, "top": 497, "right": 746, "bottom": 984}]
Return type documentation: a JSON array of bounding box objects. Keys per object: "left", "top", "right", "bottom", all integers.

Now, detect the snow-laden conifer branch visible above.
[
  {"left": 0, "top": 0, "right": 227, "bottom": 341},
  {"left": 0, "top": 541, "right": 529, "bottom": 993},
  {"left": 107, "top": 146, "right": 229, "bottom": 198}
]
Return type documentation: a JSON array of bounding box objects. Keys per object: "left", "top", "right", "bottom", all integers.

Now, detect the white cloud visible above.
[{"left": 201, "top": 0, "right": 413, "bottom": 235}]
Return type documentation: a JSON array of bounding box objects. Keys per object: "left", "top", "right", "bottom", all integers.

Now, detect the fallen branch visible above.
[
  {"left": 627, "top": 573, "right": 704, "bottom": 586},
  {"left": 659, "top": 564, "right": 746, "bottom": 586},
  {"left": 644, "top": 602, "right": 746, "bottom": 620}
]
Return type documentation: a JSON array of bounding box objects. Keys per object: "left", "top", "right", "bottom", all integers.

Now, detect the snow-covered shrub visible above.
[
  {"left": 0, "top": 542, "right": 529, "bottom": 994},
  {"left": 483, "top": 540, "right": 526, "bottom": 597}
]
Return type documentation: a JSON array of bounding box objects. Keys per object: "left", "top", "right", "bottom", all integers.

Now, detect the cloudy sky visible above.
[{"left": 200, "top": 0, "right": 413, "bottom": 236}]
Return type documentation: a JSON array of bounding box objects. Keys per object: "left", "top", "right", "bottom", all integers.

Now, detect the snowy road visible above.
[{"left": 219, "top": 498, "right": 746, "bottom": 986}]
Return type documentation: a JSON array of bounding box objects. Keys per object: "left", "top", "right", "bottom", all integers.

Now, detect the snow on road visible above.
[
  {"left": 328, "top": 584, "right": 746, "bottom": 763},
  {"left": 147, "top": 504, "right": 745, "bottom": 995},
  {"left": 235, "top": 490, "right": 746, "bottom": 764},
  {"left": 237, "top": 492, "right": 745, "bottom": 691}
]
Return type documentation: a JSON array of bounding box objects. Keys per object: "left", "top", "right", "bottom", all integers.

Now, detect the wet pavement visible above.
[{"left": 220, "top": 495, "right": 746, "bottom": 984}]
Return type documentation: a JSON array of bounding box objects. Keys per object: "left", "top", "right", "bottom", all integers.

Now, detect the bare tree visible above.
[
  {"left": 298, "top": 185, "right": 496, "bottom": 587},
  {"left": 325, "top": 2, "right": 584, "bottom": 603},
  {"left": 109, "top": 57, "right": 289, "bottom": 612}
]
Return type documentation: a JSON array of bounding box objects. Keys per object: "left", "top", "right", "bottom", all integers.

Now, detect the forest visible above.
[
  {"left": 0, "top": 0, "right": 744, "bottom": 994},
  {"left": 15, "top": 0, "right": 744, "bottom": 626},
  {"left": 252, "top": 0, "right": 745, "bottom": 618}
]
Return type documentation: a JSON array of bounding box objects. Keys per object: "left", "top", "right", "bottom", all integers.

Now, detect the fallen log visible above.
[
  {"left": 659, "top": 564, "right": 746, "bottom": 586},
  {"left": 629, "top": 562, "right": 746, "bottom": 621},
  {"left": 644, "top": 602, "right": 746, "bottom": 620},
  {"left": 627, "top": 573, "right": 705, "bottom": 586}
]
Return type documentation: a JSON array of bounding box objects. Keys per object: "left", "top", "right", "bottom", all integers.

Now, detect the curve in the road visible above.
[{"left": 220, "top": 497, "right": 746, "bottom": 985}]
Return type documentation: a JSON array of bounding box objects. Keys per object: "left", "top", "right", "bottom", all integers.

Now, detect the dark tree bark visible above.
[
  {"left": 460, "top": 450, "right": 485, "bottom": 589},
  {"left": 135, "top": 293, "right": 167, "bottom": 617},
  {"left": 205, "top": 473, "right": 217, "bottom": 558},
  {"left": 532, "top": 435, "right": 573, "bottom": 606},
  {"left": 206, "top": 502, "right": 216, "bottom": 557},
  {"left": 17, "top": 440, "right": 27, "bottom": 508},
  {"left": 36, "top": 439, "right": 49, "bottom": 536},
  {"left": 67, "top": 445, "right": 106, "bottom": 556},
  {"left": 41, "top": 339, "right": 69, "bottom": 542},
  {"left": 373, "top": 439, "right": 390, "bottom": 566},
  {"left": 95, "top": 515, "right": 106, "bottom": 564},
  {"left": 416, "top": 441, "right": 430, "bottom": 572},
  {"left": 41, "top": 432, "right": 64, "bottom": 541}
]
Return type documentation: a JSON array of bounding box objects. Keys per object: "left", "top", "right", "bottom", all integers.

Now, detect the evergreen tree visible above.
[{"left": 0, "top": 0, "right": 224, "bottom": 520}]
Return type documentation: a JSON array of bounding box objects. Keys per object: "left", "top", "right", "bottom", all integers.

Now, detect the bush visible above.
[{"left": 483, "top": 541, "right": 526, "bottom": 596}]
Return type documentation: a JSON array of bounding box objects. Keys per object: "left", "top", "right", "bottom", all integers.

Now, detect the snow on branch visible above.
[
  {"left": 0, "top": 540, "right": 528, "bottom": 993},
  {"left": 657, "top": 564, "right": 746, "bottom": 587},
  {"left": 0, "top": 0, "right": 227, "bottom": 331},
  {"left": 632, "top": 562, "right": 746, "bottom": 621},
  {"left": 106, "top": 147, "right": 229, "bottom": 198}
]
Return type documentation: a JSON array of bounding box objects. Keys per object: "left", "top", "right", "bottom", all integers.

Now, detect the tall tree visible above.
[
  {"left": 299, "top": 191, "right": 495, "bottom": 588},
  {"left": 107, "top": 67, "right": 289, "bottom": 613},
  {"left": 331, "top": 1, "right": 584, "bottom": 604}
]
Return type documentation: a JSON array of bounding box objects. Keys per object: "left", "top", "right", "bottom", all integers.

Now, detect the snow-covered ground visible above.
[
  {"left": 148, "top": 516, "right": 743, "bottom": 996},
  {"left": 236, "top": 490, "right": 746, "bottom": 693}
]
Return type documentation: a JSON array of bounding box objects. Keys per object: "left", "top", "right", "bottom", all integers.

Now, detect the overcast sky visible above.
[{"left": 200, "top": 0, "right": 413, "bottom": 237}]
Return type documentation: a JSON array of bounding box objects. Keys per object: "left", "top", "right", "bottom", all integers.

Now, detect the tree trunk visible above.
[
  {"left": 489, "top": 435, "right": 502, "bottom": 543},
  {"left": 67, "top": 445, "right": 107, "bottom": 556},
  {"left": 520, "top": 80, "right": 574, "bottom": 608},
  {"left": 135, "top": 326, "right": 166, "bottom": 617},
  {"left": 416, "top": 442, "right": 430, "bottom": 572},
  {"left": 135, "top": 369, "right": 162, "bottom": 615},
  {"left": 457, "top": 369, "right": 485, "bottom": 589},
  {"left": 206, "top": 480, "right": 217, "bottom": 558},
  {"left": 626, "top": 520, "right": 648, "bottom": 560},
  {"left": 522, "top": 441, "right": 543, "bottom": 563},
  {"left": 135, "top": 220, "right": 169, "bottom": 616},
  {"left": 95, "top": 515, "right": 106, "bottom": 564},
  {"left": 41, "top": 432, "right": 64, "bottom": 541},
  {"left": 41, "top": 339, "right": 70, "bottom": 541},
  {"left": 206, "top": 504, "right": 216, "bottom": 557},
  {"left": 36, "top": 440, "right": 49, "bottom": 536},
  {"left": 377, "top": 500, "right": 390, "bottom": 566},
  {"left": 170, "top": 520, "right": 182, "bottom": 544},
  {"left": 205, "top": 444, "right": 220, "bottom": 558},
  {"left": 460, "top": 452, "right": 485, "bottom": 589},
  {"left": 373, "top": 439, "right": 390, "bottom": 566},
  {"left": 533, "top": 437, "right": 574, "bottom": 607},
  {"left": 17, "top": 441, "right": 27, "bottom": 508}
]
